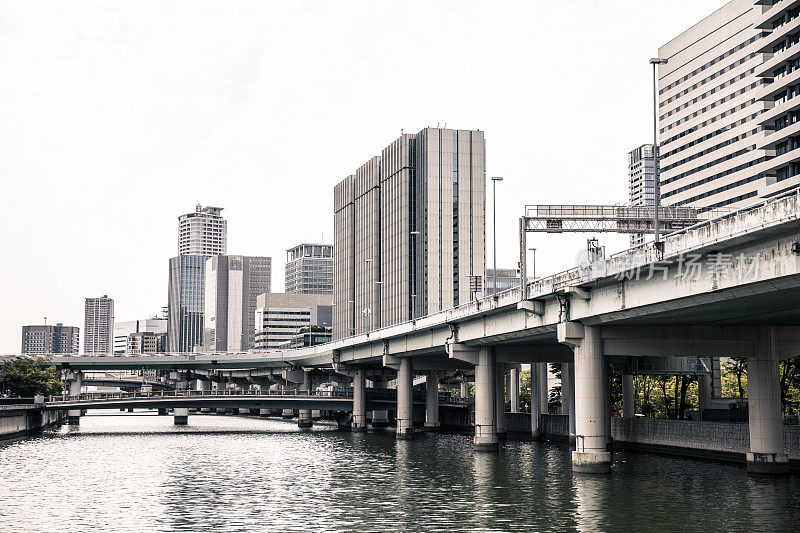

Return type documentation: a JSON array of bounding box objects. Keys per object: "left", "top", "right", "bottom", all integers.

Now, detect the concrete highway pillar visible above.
[
  {"left": 561, "top": 363, "right": 571, "bottom": 416},
  {"left": 698, "top": 371, "right": 712, "bottom": 413},
  {"left": 474, "top": 347, "right": 499, "bottom": 452},
  {"left": 282, "top": 409, "right": 294, "bottom": 419},
  {"left": 530, "top": 362, "right": 542, "bottom": 439},
  {"left": 460, "top": 379, "right": 469, "bottom": 399},
  {"left": 174, "top": 408, "right": 188, "bottom": 425},
  {"left": 396, "top": 357, "right": 414, "bottom": 440},
  {"left": 559, "top": 322, "right": 611, "bottom": 473},
  {"left": 622, "top": 374, "right": 634, "bottom": 418},
  {"left": 424, "top": 371, "right": 440, "bottom": 431},
  {"left": 510, "top": 367, "right": 520, "bottom": 413},
  {"left": 352, "top": 368, "right": 367, "bottom": 432},
  {"left": 298, "top": 371, "right": 313, "bottom": 429},
  {"left": 564, "top": 362, "right": 576, "bottom": 442},
  {"left": 495, "top": 366, "right": 507, "bottom": 439},
  {"left": 371, "top": 380, "right": 390, "bottom": 428},
  {"left": 537, "top": 363, "right": 549, "bottom": 415},
  {"left": 746, "top": 327, "right": 789, "bottom": 474},
  {"left": 67, "top": 370, "right": 83, "bottom": 424}
]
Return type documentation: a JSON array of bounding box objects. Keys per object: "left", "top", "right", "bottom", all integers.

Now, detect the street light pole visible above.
[
  {"left": 365, "top": 258, "right": 373, "bottom": 333},
  {"left": 410, "top": 231, "right": 420, "bottom": 320},
  {"left": 529, "top": 247, "right": 537, "bottom": 280},
  {"left": 650, "top": 57, "right": 668, "bottom": 245},
  {"left": 491, "top": 177, "right": 503, "bottom": 295}
]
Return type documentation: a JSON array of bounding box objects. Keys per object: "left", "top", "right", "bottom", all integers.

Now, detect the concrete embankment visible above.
[
  {"left": 0, "top": 405, "right": 64, "bottom": 441},
  {"left": 505, "top": 411, "right": 800, "bottom": 468}
]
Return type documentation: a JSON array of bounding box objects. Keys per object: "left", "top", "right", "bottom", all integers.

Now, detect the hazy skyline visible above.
[{"left": 0, "top": 0, "right": 728, "bottom": 353}]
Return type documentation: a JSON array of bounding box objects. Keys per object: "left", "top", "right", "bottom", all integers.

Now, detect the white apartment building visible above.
[
  {"left": 657, "top": 1, "right": 769, "bottom": 213},
  {"left": 178, "top": 205, "right": 227, "bottom": 256},
  {"left": 84, "top": 295, "right": 114, "bottom": 354}
]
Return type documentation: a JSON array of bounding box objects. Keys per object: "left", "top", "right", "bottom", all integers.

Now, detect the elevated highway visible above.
[{"left": 5, "top": 188, "right": 800, "bottom": 473}]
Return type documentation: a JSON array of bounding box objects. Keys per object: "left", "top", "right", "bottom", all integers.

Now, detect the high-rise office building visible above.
[
  {"left": 254, "top": 292, "right": 332, "bottom": 349},
  {"left": 285, "top": 243, "right": 333, "bottom": 294},
  {"left": 167, "top": 255, "right": 208, "bottom": 353},
  {"left": 178, "top": 205, "right": 227, "bottom": 256},
  {"left": 83, "top": 295, "right": 114, "bottom": 354},
  {"left": 333, "top": 127, "right": 486, "bottom": 339},
  {"left": 114, "top": 317, "right": 168, "bottom": 354},
  {"left": 168, "top": 205, "right": 228, "bottom": 352},
  {"left": 21, "top": 324, "right": 79, "bottom": 354},
  {"left": 628, "top": 144, "right": 656, "bottom": 247},
  {"left": 204, "top": 255, "right": 271, "bottom": 352}
]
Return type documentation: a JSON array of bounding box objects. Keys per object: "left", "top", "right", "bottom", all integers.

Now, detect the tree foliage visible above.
[{"left": 0, "top": 358, "right": 62, "bottom": 397}]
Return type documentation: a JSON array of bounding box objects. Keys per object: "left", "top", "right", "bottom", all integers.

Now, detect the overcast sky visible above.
[{"left": 0, "top": 0, "right": 729, "bottom": 353}]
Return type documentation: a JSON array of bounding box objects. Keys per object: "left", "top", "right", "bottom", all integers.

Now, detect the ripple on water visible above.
[{"left": 0, "top": 412, "right": 798, "bottom": 532}]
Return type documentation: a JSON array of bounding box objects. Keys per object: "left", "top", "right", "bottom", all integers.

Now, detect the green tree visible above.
[{"left": 0, "top": 357, "right": 62, "bottom": 397}]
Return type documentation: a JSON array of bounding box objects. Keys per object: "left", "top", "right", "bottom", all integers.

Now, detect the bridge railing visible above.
[{"left": 46, "top": 388, "right": 470, "bottom": 405}]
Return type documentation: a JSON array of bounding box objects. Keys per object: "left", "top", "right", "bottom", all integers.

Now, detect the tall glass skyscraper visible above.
[{"left": 167, "top": 255, "right": 208, "bottom": 352}]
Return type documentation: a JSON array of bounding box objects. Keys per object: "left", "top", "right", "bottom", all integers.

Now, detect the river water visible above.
[{"left": 0, "top": 412, "right": 798, "bottom": 532}]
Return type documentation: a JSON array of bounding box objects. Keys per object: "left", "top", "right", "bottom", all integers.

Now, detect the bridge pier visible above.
[
  {"left": 298, "top": 371, "right": 313, "bottom": 429},
  {"left": 495, "top": 366, "right": 507, "bottom": 440},
  {"left": 66, "top": 370, "right": 82, "bottom": 425},
  {"left": 746, "top": 327, "right": 789, "bottom": 474},
  {"left": 396, "top": 357, "right": 414, "bottom": 440},
  {"left": 352, "top": 368, "right": 367, "bottom": 432},
  {"left": 282, "top": 409, "right": 294, "bottom": 419},
  {"left": 174, "top": 408, "right": 188, "bottom": 425},
  {"left": 622, "top": 374, "right": 634, "bottom": 418},
  {"left": 530, "top": 361, "right": 542, "bottom": 439},
  {"left": 474, "top": 347, "right": 499, "bottom": 452},
  {"left": 560, "top": 322, "right": 611, "bottom": 473},
  {"left": 424, "top": 371, "right": 440, "bottom": 431},
  {"left": 370, "top": 379, "right": 390, "bottom": 429},
  {"left": 460, "top": 378, "right": 469, "bottom": 399},
  {"left": 537, "top": 362, "right": 549, "bottom": 415},
  {"left": 509, "top": 366, "right": 520, "bottom": 413},
  {"left": 563, "top": 362, "right": 576, "bottom": 442}
]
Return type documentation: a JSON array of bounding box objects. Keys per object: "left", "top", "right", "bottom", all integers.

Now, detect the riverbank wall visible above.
[
  {"left": 505, "top": 411, "right": 800, "bottom": 468},
  {"left": 0, "top": 406, "right": 64, "bottom": 441}
]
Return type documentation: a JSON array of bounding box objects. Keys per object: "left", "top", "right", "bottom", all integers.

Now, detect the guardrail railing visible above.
[{"left": 46, "top": 389, "right": 469, "bottom": 405}]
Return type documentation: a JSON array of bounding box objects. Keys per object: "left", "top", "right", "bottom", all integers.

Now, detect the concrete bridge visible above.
[
  {"left": 5, "top": 188, "right": 800, "bottom": 474},
  {"left": 45, "top": 388, "right": 469, "bottom": 428}
]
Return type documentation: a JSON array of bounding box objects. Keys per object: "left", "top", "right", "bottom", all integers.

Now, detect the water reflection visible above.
[{"left": 0, "top": 414, "right": 798, "bottom": 532}]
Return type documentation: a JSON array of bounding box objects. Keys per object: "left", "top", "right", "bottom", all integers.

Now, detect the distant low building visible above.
[
  {"left": 114, "top": 317, "right": 168, "bottom": 354},
  {"left": 21, "top": 323, "right": 79, "bottom": 354},
  {"left": 254, "top": 293, "right": 332, "bottom": 350},
  {"left": 486, "top": 268, "right": 520, "bottom": 295},
  {"left": 278, "top": 326, "right": 333, "bottom": 349},
  {"left": 127, "top": 332, "right": 167, "bottom": 354}
]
